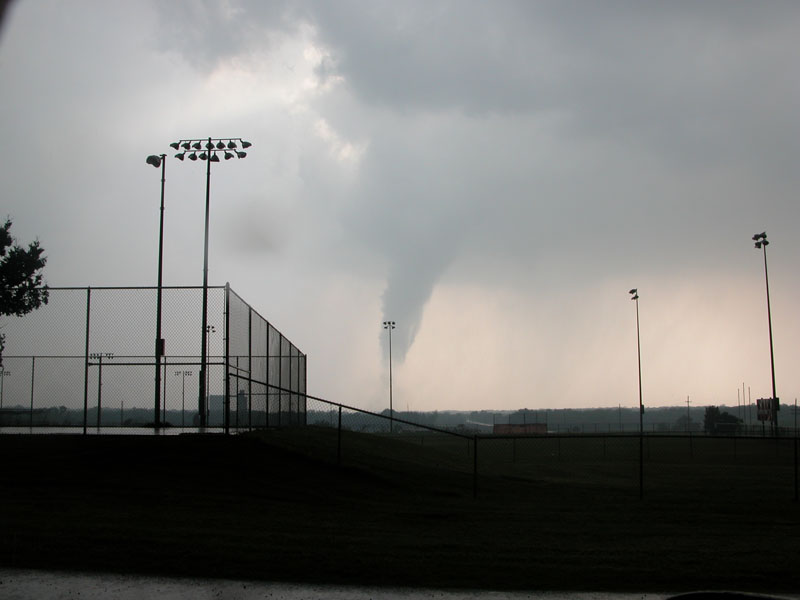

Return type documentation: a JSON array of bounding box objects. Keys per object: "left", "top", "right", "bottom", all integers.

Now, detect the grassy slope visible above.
[{"left": 0, "top": 430, "right": 798, "bottom": 593}]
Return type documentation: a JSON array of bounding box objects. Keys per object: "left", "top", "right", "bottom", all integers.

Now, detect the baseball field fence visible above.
[{"left": 0, "top": 285, "right": 306, "bottom": 433}]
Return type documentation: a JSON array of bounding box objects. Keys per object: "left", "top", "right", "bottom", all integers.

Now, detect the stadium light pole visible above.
[
  {"left": 752, "top": 232, "right": 778, "bottom": 434},
  {"left": 169, "top": 137, "right": 251, "bottom": 429},
  {"left": 146, "top": 153, "right": 167, "bottom": 430},
  {"left": 629, "top": 288, "right": 644, "bottom": 499},
  {"left": 383, "top": 320, "right": 396, "bottom": 433}
]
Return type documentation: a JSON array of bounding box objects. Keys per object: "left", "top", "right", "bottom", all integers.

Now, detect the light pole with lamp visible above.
[
  {"left": 169, "top": 137, "right": 251, "bottom": 428},
  {"left": 0, "top": 369, "right": 9, "bottom": 409},
  {"left": 752, "top": 232, "right": 779, "bottom": 434},
  {"left": 175, "top": 370, "right": 192, "bottom": 428},
  {"left": 383, "top": 320, "right": 395, "bottom": 433},
  {"left": 89, "top": 352, "right": 114, "bottom": 429},
  {"left": 146, "top": 153, "right": 167, "bottom": 430},
  {"left": 206, "top": 324, "right": 216, "bottom": 424},
  {"left": 629, "top": 288, "right": 644, "bottom": 499}
]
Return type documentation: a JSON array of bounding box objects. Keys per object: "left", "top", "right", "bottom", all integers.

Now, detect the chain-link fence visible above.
[
  {"left": 0, "top": 285, "right": 305, "bottom": 433},
  {"left": 296, "top": 393, "right": 800, "bottom": 502}
]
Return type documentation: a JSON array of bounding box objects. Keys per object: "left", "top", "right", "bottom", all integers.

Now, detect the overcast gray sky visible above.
[{"left": 2, "top": 0, "right": 799, "bottom": 413}]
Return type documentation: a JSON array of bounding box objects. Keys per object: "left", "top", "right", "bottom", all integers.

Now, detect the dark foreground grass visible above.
[{"left": 0, "top": 430, "right": 798, "bottom": 593}]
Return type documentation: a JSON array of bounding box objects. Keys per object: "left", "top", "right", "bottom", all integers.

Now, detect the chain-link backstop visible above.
[{"left": 0, "top": 285, "right": 306, "bottom": 433}]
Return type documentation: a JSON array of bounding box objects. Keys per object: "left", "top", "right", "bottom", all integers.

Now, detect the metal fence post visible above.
[
  {"left": 264, "top": 322, "right": 272, "bottom": 427},
  {"left": 295, "top": 349, "right": 300, "bottom": 426},
  {"left": 473, "top": 435, "right": 478, "bottom": 499},
  {"left": 248, "top": 306, "right": 253, "bottom": 431},
  {"left": 303, "top": 354, "right": 308, "bottom": 426},
  {"left": 29, "top": 356, "right": 35, "bottom": 428},
  {"left": 224, "top": 283, "right": 231, "bottom": 435},
  {"left": 794, "top": 436, "right": 798, "bottom": 502},
  {"left": 83, "top": 287, "right": 91, "bottom": 435},
  {"left": 289, "top": 347, "right": 294, "bottom": 425},
  {"left": 337, "top": 405, "right": 342, "bottom": 465},
  {"left": 277, "top": 334, "right": 283, "bottom": 428}
]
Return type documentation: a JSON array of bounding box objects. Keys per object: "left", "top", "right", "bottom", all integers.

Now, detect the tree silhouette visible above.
[
  {"left": 703, "top": 405, "right": 741, "bottom": 435},
  {"left": 0, "top": 218, "right": 49, "bottom": 365}
]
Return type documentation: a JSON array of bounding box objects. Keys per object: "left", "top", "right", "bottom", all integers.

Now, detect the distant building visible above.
[{"left": 493, "top": 423, "right": 546, "bottom": 435}]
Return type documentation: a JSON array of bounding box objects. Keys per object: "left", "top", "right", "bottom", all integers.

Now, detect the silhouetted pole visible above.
[
  {"left": 146, "top": 153, "right": 167, "bottom": 429},
  {"left": 686, "top": 395, "right": 691, "bottom": 432},
  {"left": 630, "top": 288, "right": 644, "bottom": 499},
  {"left": 383, "top": 320, "right": 395, "bottom": 433},
  {"left": 169, "top": 137, "right": 251, "bottom": 428},
  {"left": 90, "top": 353, "right": 113, "bottom": 429},
  {"left": 0, "top": 369, "right": 9, "bottom": 409},
  {"left": 753, "top": 232, "right": 778, "bottom": 435},
  {"left": 176, "top": 370, "right": 191, "bottom": 428},
  {"left": 206, "top": 324, "right": 215, "bottom": 423}
]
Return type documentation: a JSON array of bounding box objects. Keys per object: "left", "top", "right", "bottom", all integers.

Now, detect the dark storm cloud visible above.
[
  {"left": 281, "top": 1, "right": 800, "bottom": 362},
  {"left": 3, "top": 0, "right": 799, "bottom": 408},
  {"left": 304, "top": 1, "right": 800, "bottom": 166}
]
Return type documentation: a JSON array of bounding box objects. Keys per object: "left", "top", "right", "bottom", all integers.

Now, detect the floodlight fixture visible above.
[
  {"left": 227, "top": 140, "right": 237, "bottom": 149},
  {"left": 241, "top": 140, "right": 252, "bottom": 148},
  {"left": 224, "top": 151, "right": 234, "bottom": 160},
  {"left": 169, "top": 142, "right": 180, "bottom": 151},
  {"left": 146, "top": 155, "right": 163, "bottom": 168},
  {"left": 175, "top": 153, "right": 185, "bottom": 161},
  {"left": 192, "top": 141, "right": 202, "bottom": 150},
  {"left": 216, "top": 141, "right": 225, "bottom": 149},
  {"left": 189, "top": 152, "right": 198, "bottom": 161}
]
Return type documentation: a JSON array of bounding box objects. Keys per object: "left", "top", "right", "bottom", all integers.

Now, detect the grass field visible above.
[{"left": 0, "top": 429, "right": 798, "bottom": 593}]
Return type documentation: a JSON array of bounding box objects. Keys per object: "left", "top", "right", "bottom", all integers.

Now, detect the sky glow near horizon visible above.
[{"left": 1, "top": 1, "right": 799, "bottom": 413}]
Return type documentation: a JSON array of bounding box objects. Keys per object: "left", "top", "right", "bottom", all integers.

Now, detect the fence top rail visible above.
[
  {"left": 43, "top": 285, "right": 226, "bottom": 291},
  {"left": 274, "top": 386, "right": 473, "bottom": 440},
  {"left": 481, "top": 432, "right": 799, "bottom": 441}
]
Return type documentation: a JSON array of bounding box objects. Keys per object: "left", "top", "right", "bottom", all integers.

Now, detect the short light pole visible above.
[
  {"left": 752, "top": 232, "right": 779, "bottom": 434},
  {"left": 629, "top": 288, "right": 644, "bottom": 499},
  {"left": 206, "top": 324, "right": 216, "bottom": 424},
  {"left": 90, "top": 352, "right": 114, "bottom": 429},
  {"left": 175, "top": 370, "right": 192, "bottom": 428},
  {"left": 0, "top": 369, "right": 9, "bottom": 409},
  {"left": 383, "top": 320, "right": 395, "bottom": 433},
  {"left": 686, "top": 395, "right": 691, "bottom": 432},
  {"left": 146, "top": 153, "right": 167, "bottom": 430},
  {"left": 170, "top": 137, "right": 251, "bottom": 428}
]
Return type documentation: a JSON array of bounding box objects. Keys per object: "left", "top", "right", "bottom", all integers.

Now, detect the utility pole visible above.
[{"left": 686, "top": 396, "right": 691, "bottom": 432}]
